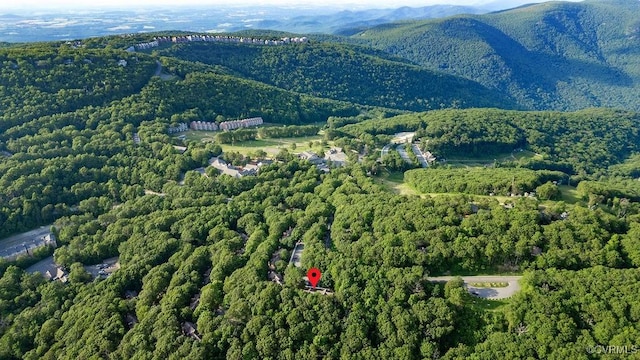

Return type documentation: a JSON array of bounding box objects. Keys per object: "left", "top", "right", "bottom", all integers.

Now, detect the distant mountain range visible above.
[
  {"left": 3, "top": 0, "right": 639, "bottom": 113},
  {"left": 0, "top": 5, "right": 488, "bottom": 42},
  {"left": 352, "top": 0, "right": 640, "bottom": 111}
]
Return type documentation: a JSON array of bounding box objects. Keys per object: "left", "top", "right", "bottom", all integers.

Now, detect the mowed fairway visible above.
[
  {"left": 174, "top": 130, "right": 326, "bottom": 155},
  {"left": 376, "top": 171, "right": 421, "bottom": 196},
  {"left": 220, "top": 136, "right": 324, "bottom": 155}
]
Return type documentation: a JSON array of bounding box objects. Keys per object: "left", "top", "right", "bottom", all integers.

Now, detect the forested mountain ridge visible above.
[
  {"left": 0, "top": 44, "right": 157, "bottom": 132},
  {"left": 0, "top": 42, "right": 365, "bottom": 238},
  {"left": 353, "top": 0, "right": 640, "bottom": 111},
  {"left": 154, "top": 41, "right": 518, "bottom": 111}
]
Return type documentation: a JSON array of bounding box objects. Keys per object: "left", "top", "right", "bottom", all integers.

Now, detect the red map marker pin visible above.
[{"left": 307, "top": 267, "right": 322, "bottom": 288}]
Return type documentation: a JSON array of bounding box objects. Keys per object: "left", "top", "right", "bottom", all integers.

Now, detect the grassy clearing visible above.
[
  {"left": 173, "top": 131, "right": 327, "bottom": 155},
  {"left": 469, "top": 297, "right": 509, "bottom": 312},
  {"left": 221, "top": 135, "right": 325, "bottom": 156},
  {"left": 376, "top": 171, "right": 421, "bottom": 196},
  {"left": 558, "top": 185, "right": 581, "bottom": 204},
  {"left": 421, "top": 192, "right": 512, "bottom": 203},
  {"left": 469, "top": 282, "right": 509, "bottom": 288}
]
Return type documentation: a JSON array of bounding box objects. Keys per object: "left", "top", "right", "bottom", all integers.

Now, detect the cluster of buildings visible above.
[
  {"left": 298, "top": 147, "right": 348, "bottom": 172},
  {"left": 0, "top": 233, "right": 57, "bottom": 262},
  {"left": 210, "top": 157, "right": 266, "bottom": 178},
  {"left": 168, "top": 117, "right": 264, "bottom": 134},
  {"left": 44, "top": 267, "right": 68, "bottom": 283},
  {"left": 127, "top": 35, "right": 309, "bottom": 52},
  {"left": 190, "top": 121, "right": 218, "bottom": 131},
  {"left": 219, "top": 117, "right": 263, "bottom": 131},
  {"left": 167, "top": 123, "right": 189, "bottom": 134},
  {"left": 129, "top": 40, "right": 159, "bottom": 51}
]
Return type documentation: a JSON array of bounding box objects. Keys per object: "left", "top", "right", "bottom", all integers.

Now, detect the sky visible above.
[{"left": 0, "top": 0, "right": 582, "bottom": 12}]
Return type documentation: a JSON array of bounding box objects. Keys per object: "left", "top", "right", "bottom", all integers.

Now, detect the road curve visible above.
[
  {"left": 154, "top": 60, "right": 162, "bottom": 76},
  {"left": 396, "top": 144, "right": 412, "bottom": 164},
  {"left": 381, "top": 144, "right": 392, "bottom": 159},
  {"left": 427, "top": 275, "right": 523, "bottom": 300}
]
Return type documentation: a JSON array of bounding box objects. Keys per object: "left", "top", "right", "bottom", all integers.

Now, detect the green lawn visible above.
[
  {"left": 469, "top": 297, "right": 509, "bottom": 312},
  {"left": 558, "top": 185, "right": 581, "bottom": 204},
  {"left": 221, "top": 135, "right": 325, "bottom": 155},
  {"left": 173, "top": 131, "right": 327, "bottom": 156},
  {"left": 376, "top": 169, "right": 517, "bottom": 202},
  {"left": 376, "top": 170, "right": 421, "bottom": 196}
]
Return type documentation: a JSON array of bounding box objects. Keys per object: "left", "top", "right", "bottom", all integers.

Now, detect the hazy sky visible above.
[{"left": 0, "top": 0, "right": 582, "bottom": 11}]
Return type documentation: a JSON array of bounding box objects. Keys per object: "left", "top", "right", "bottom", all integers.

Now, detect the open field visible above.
[
  {"left": 558, "top": 185, "right": 581, "bottom": 204},
  {"left": 220, "top": 136, "right": 324, "bottom": 155},
  {"left": 376, "top": 171, "right": 421, "bottom": 196},
  {"left": 420, "top": 192, "right": 512, "bottom": 203},
  {"left": 377, "top": 170, "right": 518, "bottom": 203},
  {"left": 174, "top": 131, "right": 327, "bottom": 156}
]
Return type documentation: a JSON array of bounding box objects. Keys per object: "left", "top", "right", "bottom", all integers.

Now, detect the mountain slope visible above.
[
  {"left": 353, "top": 0, "right": 640, "bottom": 111},
  {"left": 156, "top": 41, "right": 518, "bottom": 111}
]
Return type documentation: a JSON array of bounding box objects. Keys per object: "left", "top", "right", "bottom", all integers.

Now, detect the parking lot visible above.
[
  {"left": 84, "top": 257, "right": 120, "bottom": 278},
  {"left": 0, "top": 226, "right": 53, "bottom": 259}
]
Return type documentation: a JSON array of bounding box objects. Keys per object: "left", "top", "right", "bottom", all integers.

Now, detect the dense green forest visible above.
[
  {"left": 353, "top": 0, "right": 640, "bottom": 111},
  {"left": 0, "top": 44, "right": 157, "bottom": 132},
  {"left": 3, "top": 161, "right": 640, "bottom": 358},
  {"left": 155, "top": 42, "right": 517, "bottom": 111},
  {"left": 3, "top": 17, "right": 640, "bottom": 359},
  {"left": 405, "top": 168, "right": 565, "bottom": 196}
]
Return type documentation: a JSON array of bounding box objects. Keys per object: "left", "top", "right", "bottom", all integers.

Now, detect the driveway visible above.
[
  {"left": 411, "top": 143, "right": 429, "bottom": 168},
  {"left": 396, "top": 144, "right": 412, "bottom": 164},
  {"left": 381, "top": 144, "right": 392, "bottom": 158},
  {"left": 427, "top": 275, "right": 522, "bottom": 299},
  {"left": 289, "top": 243, "right": 304, "bottom": 268}
]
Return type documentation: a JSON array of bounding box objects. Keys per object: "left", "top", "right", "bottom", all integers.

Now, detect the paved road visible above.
[
  {"left": 289, "top": 243, "right": 304, "bottom": 268},
  {"left": 427, "top": 275, "right": 523, "bottom": 300},
  {"left": 381, "top": 144, "right": 392, "bottom": 158},
  {"left": 411, "top": 144, "right": 429, "bottom": 168},
  {"left": 396, "top": 144, "right": 412, "bottom": 164},
  {"left": 154, "top": 60, "right": 162, "bottom": 76},
  {"left": 0, "top": 226, "right": 52, "bottom": 259}
]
